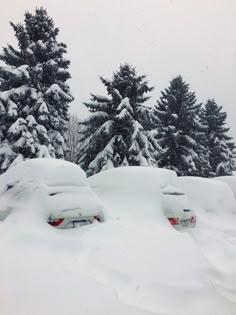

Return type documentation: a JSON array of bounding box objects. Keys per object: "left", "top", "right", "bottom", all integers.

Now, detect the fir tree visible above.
[
  {"left": 77, "top": 64, "right": 161, "bottom": 176},
  {"left": 0, "top": 7, "right": 73, "bottom": 173},
  {"left": 154, "top": 75, "right": 208, "bottom": 176},
  {"left": 66, "top": 114, "right": 80, "bottom": 163},
  {"left": 201, "top": 99, "right": 236, "bottom": 176},
  {"left": 193, "top": 114, "right": 211, "bottom": 177}
]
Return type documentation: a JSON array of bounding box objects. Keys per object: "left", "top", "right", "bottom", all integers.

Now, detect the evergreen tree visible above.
[
  {"left": 194, "top": 113, "right": 212, "bottom": 177},
  {"left": 0, "top": 7, "right": 73, "bottom": 173},
  {"left": 77, "top": 64, "right": 161, "bottom": 176},
  {"left": 200, "top": 99, "right": 236, "bottom": 176},
  {"left": 66, "top": 114, "right": 80, "bottom": 163},
  {"left": 154, "top": 75, "right": 208, "bottom": 176}
]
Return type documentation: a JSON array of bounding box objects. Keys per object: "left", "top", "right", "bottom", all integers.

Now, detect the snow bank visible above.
[
  {"left": 0, "top": 167, "right": 235, "bottom": 315},
  {"left": 178, "top": 176, "right": 236, "bottom": 305},
  {"left": 0, "top": 194, "right": 234, "bottom": 315}
]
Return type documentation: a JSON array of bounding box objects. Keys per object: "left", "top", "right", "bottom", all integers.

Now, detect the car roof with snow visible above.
[
  {"left": 178, "top": 176, "right": 236, "bottom": 216},
  {"left": 88, "top": 166, "right": 178, "bottom": 192},
  {"left": 0, "top": 158, "right": 88, "bottom": 193},
  {"left": 212, "top": 176, "right": 236, "bottom": 198}
]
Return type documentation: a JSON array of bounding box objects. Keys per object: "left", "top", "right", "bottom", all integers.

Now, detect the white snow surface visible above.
[
  {"left": 47, "top": 188, "right": 104, "bottom": 217},
  {"left": 178, "top": 176, "right": 236, "bottom": 309},
  {"left": 88, "top": 167, "right": 170, "bottom": 226},
  {"left": 89, "top": 166, "right": 179, "bottom": 191},
  {"left": 178, "top": 176, "right": 236, "bottom": 216},
  {"left": 45, "top": 83, "right": 73, "bottom": 102},
  {"left": 213, "top": 176, "right": 236, "bottom": 199},
  {"left": 0, "top": 167, "right": 235, "bottom": 315}
]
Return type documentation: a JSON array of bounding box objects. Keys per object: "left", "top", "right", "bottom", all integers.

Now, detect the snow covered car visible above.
[
  {"left": 0, "top": 158, "right": 104, "bottom": 228},
  {"left": 213, "top": 176, "right": 236, "bottom": 199},
  {"left": 88, "top": 166, "right": 196, "bottom": 230},
  {"left": 178, "top": 176, "right": 236, "bottom": 217},
  {"left": 161, "top": 185, "right": 196, "bottom": 230}
]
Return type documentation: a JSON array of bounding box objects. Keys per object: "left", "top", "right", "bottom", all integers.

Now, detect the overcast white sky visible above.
[{"left": 1, "top": 0, "right": 236, "bottom": 138}]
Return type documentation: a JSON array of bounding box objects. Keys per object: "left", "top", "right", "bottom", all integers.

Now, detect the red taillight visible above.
[
  {"left": 94, "top": 216, "right": 101, "bottom": 222},
  {"left": 48, "top": 218, "right": 64, "bottom": 226},
  {"left": 190, "top": 216, "right": 196, "bottom": 224},
  {"left": 168, "top": 217, "right": 180, "bottom": 225}
]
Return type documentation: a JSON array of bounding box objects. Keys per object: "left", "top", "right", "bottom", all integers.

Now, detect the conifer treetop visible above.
[
  {"left": 0, "top": 7, "right": 73, "bottom": 172},
  {"left": 78, "top": 63, "right": 160, "bottom": 175}
]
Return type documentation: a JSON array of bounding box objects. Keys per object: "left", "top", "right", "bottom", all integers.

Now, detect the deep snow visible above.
[
  {"left": 213, "top": 176, "right": 236, "bottom": 199},
  {"left": 0, "top": 168, "right": 235, "bottom": 315}
]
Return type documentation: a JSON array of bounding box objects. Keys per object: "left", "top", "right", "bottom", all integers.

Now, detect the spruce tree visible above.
[
  {"left": 66, "top": 114, "right": 80, "bottom": 163},
  {"left": 193, "top": 114, "right": 211, "bottom": 177},
  {"left": 0, "top": 7, "right": 73, "bottom": 173},
  {"left": 77, "top": 64, "right": 161, "bottom": 176},
  {"left": 201, "top": 99, "right": 236, "bottom": 176},
  {"left": 154, "top": 75, "right": 208, "bottom": 176}
]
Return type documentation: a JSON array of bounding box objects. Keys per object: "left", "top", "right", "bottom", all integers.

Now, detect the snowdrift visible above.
[
  {"left": 179, "top": 176, "right": 236, "bottom": 305},
  {"left": 0, "top": 166, "right": 235, "bottom": 315}
]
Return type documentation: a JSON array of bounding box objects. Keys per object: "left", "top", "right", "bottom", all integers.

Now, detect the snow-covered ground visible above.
[{"left": 0, "top": 171, "right": 236, "bottom": 315}]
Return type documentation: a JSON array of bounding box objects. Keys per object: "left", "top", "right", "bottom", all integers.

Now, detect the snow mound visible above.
[
  {"left": 213, "top": 176, "right": 236, "bottom": 199},
  {"left": 89, "top": 167, "right": 182, "bottom": 227},
  {"left": 0, "top": 158, "right": 105, "bottom": 223},
  {"left": 48, "top": 188, "right": 104, "bottom": 219},
  {"left": 0, "top": 166, "right": 235, "bottom": 315},
  {"left": 89, "top": 166, "right": 178, "bottom": 191},
  {"left": 178, "top": 176, "right": 236, "bottom": 216},
  {"left": 0, "top": 169, "right": 235, "bottom": 315},
  {"left": 178, "top": 176, "right": 236, "bottom": 305}
]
